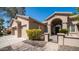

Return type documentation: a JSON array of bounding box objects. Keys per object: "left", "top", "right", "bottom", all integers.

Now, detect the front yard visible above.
[{"left": 0, "top": 35, "right": 79, "bottom": 51}]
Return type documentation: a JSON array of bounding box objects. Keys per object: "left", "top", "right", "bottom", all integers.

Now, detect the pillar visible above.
[
  {"left": 44, "top": 33, "right": 49, "bottom": 42},
  {"left": 47, "top": 24, "right": 51, "bottom": 35},
  {"left": 75, "top": 24, "right": 78, "bottom": 32},
  {"left": 11, "top": 27, "right": 15, "bottom": 35},
  {"left": 57, "top": 33, "right": 65, "bottom": 45},
  {"left": 62, "top": 22, "right": 67, "bottom": 29},
  {"left": 17, "top": 21, "right": 21, "bottom": 37}
]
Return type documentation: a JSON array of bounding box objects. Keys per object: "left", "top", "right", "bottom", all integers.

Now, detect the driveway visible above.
[{"left": 0, "top": 35, "right": 26, "bottom": 49}]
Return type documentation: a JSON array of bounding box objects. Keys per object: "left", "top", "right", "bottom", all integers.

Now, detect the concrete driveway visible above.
[{"left": 0, "top": 35, "right": 26, "bottom": 49}]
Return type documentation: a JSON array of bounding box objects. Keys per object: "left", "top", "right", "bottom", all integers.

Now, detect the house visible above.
[
  {"left": 44, "top": 12, "right": 79, "bottom": 37},
  {"left": 9, "top": 15, "right": 46, "bottom": 39},
  {"left": 10, "top": 12, "right": 79, "bottom": 39}
]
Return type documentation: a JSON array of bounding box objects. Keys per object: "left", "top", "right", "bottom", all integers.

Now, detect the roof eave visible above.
[{"left": 45, "top": 12, "right": 73, "bottom": 21}]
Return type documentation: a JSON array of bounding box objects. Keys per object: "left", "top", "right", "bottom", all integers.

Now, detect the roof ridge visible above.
[{"left": 15, "top": 15, "right": 44, "bottom": 25}]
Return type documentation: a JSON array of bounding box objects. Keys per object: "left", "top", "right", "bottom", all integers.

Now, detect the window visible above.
[
  {"left": 70, "top": 24, "right": 75, "bottom": 32},
  {"left": 30, "top": 23, "right": 38, "bottom": 29}
]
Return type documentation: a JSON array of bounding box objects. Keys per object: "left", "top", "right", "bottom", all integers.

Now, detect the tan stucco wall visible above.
[
  {"left": 64, "top": 37, "right": 79, "bottom": 47},
  {"left": 17, "top": 17, "right": 29, "bottom": 39},
  {"left": 47, "top": 15, "right": 68, "bottom": 35},
  {"left": 29, "top": 20, "right": 46, "bottom": 32},
  {"left": 47, "top": 15, "right": 68, "bottom": 24},
  {"left": 11, "top": 19, "right": 17, "bottom": 27},
  {"left": 11, "top": 17, "right": 45, "bottom": 39},
  {"left": 21, "top": 27, "right": 29, "bottom": 39},
  {"left": 69, "top": 32, "right": 79, "bottom": 37},
  {"left": 11, "top": 17, "right": 29, "bottom": 39},
  {"left": 11, "top": 19, "right": 18, "bottom": 37},
  {"left": 58, "top": 34, "right": 79, "bottom": 47},
  {"left": 17, "top": 17, "right": 29, "bottom": 29}
]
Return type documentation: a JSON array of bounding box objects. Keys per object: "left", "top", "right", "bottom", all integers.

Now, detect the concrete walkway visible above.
[
  {"left": 0, "top": 35, "right": 26, "bottom": 49},
  {"left": 50, "top": 35, "right": 58, "bottom": 43}
]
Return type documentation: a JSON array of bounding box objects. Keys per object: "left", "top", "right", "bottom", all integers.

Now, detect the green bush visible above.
[
  {"left": 59, "top": 29, "right": 68, "bottom": 34},
  {"left": 26, "top": 29, "right": 42, "bottom": 40}
]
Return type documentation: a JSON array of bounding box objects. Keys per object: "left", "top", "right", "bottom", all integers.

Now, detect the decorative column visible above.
[
  {"left": 57, "top": 33, "right": 65, "bottom": 45},
  {"left": 11, "top": 27, "right": 15, "bottom": 35},
  {"left": 16, "top": 20, "right": 21, "bottom": 37},
  {"left": 47, "top": 23, "right": 51, "bottom": 35},
  {"left": 44, "top": 33, "right": 49, "bottom": 42},
  {"left": 62, "top": 22, "right": 67, "bottom": 29},
  {"left": 75, "top": 24, "right": 78, "bottom": 32}
]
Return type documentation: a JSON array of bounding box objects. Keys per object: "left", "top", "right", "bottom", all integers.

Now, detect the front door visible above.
[{"left": 55, "top": 27, "right": 60, "bottom": 35}]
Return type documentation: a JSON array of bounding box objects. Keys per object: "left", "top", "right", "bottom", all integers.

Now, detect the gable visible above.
[
  {"left": 16, "top": 17, "right": 29, "bottom": 26},
  {"left": 47, "top": 15, "right": 68, "bottom": 23},
  {"left": 11, "top": 19, "right": 17, "bottom": 27},
  {"left": 10, "top": 15, "right": 45, "bottom": 29},
  {"left": 16, "top": 15, "right": 45, "bottom": 25},
  {"left": 45, "top": 12, "right": 72, "bottom": 21}
]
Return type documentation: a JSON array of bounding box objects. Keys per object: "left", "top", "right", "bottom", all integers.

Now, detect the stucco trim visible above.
[
  {"left": 45, "top": 12, "right": 72, "bottom": 21},
  {"left": 15, "top": 15, "right": 45, "bottom": 26},
  {"left": 9, "top": 18, "right": 15, "bottom": 27}
]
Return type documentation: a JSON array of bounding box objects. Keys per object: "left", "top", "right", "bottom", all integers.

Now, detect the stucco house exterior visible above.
[
  {"left": 9, "top": 12, "right": 79, "bottom": 39},
  {"left": 9, "top": 15, "right": 46, "bottom": 39},
  {"left": 43, "top": 12, "right": 79, "bottom": 37}
]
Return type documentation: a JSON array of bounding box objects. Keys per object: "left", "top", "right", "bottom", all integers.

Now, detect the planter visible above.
[{"left": 57, "top": 33, "right": 65, "bottom": 36}]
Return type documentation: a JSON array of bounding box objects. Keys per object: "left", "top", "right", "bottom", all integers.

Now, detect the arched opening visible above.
[{"left": 51, "top": 18, "right": 62, "bottom": 35}]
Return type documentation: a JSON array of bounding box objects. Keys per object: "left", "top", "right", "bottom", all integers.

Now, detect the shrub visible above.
[
  {"left": 59, "top": 29, "right": 68, "bottom": 34},
  {"left": 26, "top": 29, "right": 42, "bottom": 40}
]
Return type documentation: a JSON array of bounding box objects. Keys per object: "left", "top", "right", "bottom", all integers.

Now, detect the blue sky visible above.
[{"left": 26, "top": 7, "right": 76, "bottom": 22}]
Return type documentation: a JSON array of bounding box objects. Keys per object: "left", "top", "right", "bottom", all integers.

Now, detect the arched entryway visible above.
[{"left": 51, "top": 18, "right": 62, "bottom": 35}]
